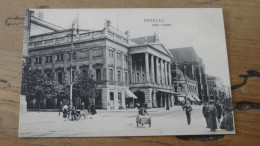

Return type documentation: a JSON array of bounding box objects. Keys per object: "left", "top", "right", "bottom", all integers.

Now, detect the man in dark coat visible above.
[
  {"left": 207, "top": 100, "right": 218, "bottom": 132},
  {"left": 214, "top": 101, "right": 222, "bottom": 123},
  {"left": 202, "top": 102, "right": 209, "bottom": 128},
  {"left": 183, "top": 102, "right": 192, "bottom": 125}
]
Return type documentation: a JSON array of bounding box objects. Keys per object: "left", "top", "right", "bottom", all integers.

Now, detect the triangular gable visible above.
[{"left": 149, "top": 44, "right": 173, "bottom": 57}]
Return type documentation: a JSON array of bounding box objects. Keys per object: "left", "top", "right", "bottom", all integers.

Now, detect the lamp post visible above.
[{"left": 69, "top": 16, "right": 79, "bottom": 119}]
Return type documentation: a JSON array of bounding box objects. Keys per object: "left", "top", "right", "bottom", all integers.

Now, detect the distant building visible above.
[
  {"left": 171, "top": 62, "right": 200, "bottom": 105},
  {"left": 169, "top": 47, "right": 209, "bottom": 103},
  {"left": 207, "top": 75, "right": 224, "bottom": 101},
  {"left": 24, "top": 11, "right": 174, "bottom": 110}
]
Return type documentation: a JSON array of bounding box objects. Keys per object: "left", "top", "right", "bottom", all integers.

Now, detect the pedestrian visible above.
[
  {"left": 183, "top": 102, "right": 192, "bottom": 125},
  {"left": 71, "top": 106, "right": 77, "bottom": 121},
  {"left": 215, "top": 101, "right": 222, "bottom": 123},
  {"left": 81, "top": 102, "right": 85, "bottom": 110},
  {"left": 166, "top": 102, "right": 170, "bottom": 110},
  {"left": 62, "top": 104, "right": 68, "bottom": 120},
  {"left": 202, "top": 102, "right": 209, "bottom": 128},
  {"left": 58, "top": 101, "right": 63, "bottom": 116},
  {"left": 139, "top": 104, "right": 148, "bottom": 116},
  {"left": 207, "top": 100, "right": 218, "bottom": 132},
  {"left": 90, "top": 103, "right": 97, "bottom": 115},
  {"left": 220, "top": 98, "right": 234, "bottom": 131}
]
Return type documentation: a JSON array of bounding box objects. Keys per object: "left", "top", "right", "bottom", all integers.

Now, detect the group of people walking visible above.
[
  {"left": 203, "top": 98, "right": 234, "bottom": 132},
  {"left": 59, "top": 101, "right": 97, "bottom": 121},
  {"left": 182, "top": 98, "right": 234, "bottom": 132}
]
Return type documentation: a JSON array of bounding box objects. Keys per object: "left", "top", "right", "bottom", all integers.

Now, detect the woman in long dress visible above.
[
  {"left": 207, "top": 100, "right": 218, "bottom": 132},
  {"left": 220, "top": 98, "right": 234, "bottom": 131}
]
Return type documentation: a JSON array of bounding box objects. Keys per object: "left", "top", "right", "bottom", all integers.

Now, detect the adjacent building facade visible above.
[
  {"left": 207, "top": 75, "right": 224, "bottom": 101},
  {"left": 169, "top": 47, "right": 209, "bottom": 103}
]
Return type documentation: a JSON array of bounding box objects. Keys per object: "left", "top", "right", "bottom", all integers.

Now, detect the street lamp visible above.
[{"left": 68, "top": 16, "right": 79, "bottom": 119}]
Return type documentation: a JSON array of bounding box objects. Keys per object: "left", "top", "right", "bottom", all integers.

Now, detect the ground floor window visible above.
[
  {"left": 96, "top": 69, "right": 101, "bottom": 81},
  {"left": 118, "top": 93, "right": 122, "bottom": 108},
  {"left": 57, "top": 72, "right": 63, "bottom": 83}
]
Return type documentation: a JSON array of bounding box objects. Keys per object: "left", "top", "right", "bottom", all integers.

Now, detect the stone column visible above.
[
  {"left": 145, "top": 52, "right": 150, "bottom": 83},
  {"left": 129, "top": 55, "right": 132, "bottom": 84},
  {"left": 168, "top": 62, "right": 172, "bottom": 86},
  {"left": 151, "top": 55, "right": 154, "bottom": 83},
  {"left": 160, "top": 93, "right": 163, "bottom": 107},
  {"left": 164, "top": 60, "right": 168, "bottom": 85},
  {"left": 160, "top": 59, "right": 164, "bottom": 85},
  {"left": 89, "top": 49, "right": 93, "bottom": 77},
  {"left": 155, "top": 57, "right": 159, "bottom": 84},
  {"left": 122, "top": 53, "right": 125, "bottom": 83},
  {"left": 113, "top": 49, "right": 116, "bottom": 82}
]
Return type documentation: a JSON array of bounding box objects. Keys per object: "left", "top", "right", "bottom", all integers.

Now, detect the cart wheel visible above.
[
  {"left": 149, "top": 123, "right": 151, "bottom": 127},
  {"left": 137, "top": 122, "right": 139, "bottom": 127}
]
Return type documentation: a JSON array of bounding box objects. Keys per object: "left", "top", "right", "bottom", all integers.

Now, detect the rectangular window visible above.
[
  {"left": 125, "top": 72, "right": 128, "bottom": 83},
  {"left": 109, "top": 49, "right": 114, "bottom": 58},
  {"left": 46, "top": 73, "right": 51, "bottom": 78},
  {"left": 124, "top": 55, "right": 128, "bottom": 62},
  {"left": 110, "top": 92, "right": 114, "bottom": 101},
  {"left": 118, "top": 93, "right": 122, "bottom": 106},
  {"left": 58, "top": 72, "right": 63, "bottom": 84},
  {"left": 35, "top": 57, "right": 41, "bottom": 64},
  {"left": 109, "top": 69, "right": 113, "bottom": 81},
  {"left": 56, "top": 54, "right": 64, "bottom": 62},
  {"left": 117, "top": 70, "right": 121, "bottom": 82},
  {"left": 117, "top": 52, "right": 122, "bottom": 60},
  {"left": 45, "top": 56, "right": 52, "bottom": 63},
  {"left": 68, "top": 52, "right": 76, "bottom": 60},
  {"left": 136, "top": 73, "right": 140, "bottom": 83},
  {"left": 96, "top": 69, "right": 101, "bottom": 81}
]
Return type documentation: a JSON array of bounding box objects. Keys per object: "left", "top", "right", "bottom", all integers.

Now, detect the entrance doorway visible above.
[{"left": 134, "top": 91, "right": 145, "bottom": 107}]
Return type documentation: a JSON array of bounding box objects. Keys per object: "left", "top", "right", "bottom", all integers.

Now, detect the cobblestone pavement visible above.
[{"left": 19, "top": 106, "right": 235, "bottom": 137}]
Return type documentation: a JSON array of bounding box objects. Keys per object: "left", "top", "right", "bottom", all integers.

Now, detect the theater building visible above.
[{"left": 25, "top": 11, "right": 174, "bottom": 110}]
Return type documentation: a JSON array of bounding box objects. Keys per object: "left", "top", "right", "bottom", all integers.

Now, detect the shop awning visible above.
[
  {"left": 193, "top": 96, "right": 201, "bottom": 101},
  {"left": 125, "top": 89, "right": 138, "bottom": 99},
  {"left": 178, "top": 97, "right": 185, "bottom": 101},
  {"left": 187, "top": 96, "right": 196, "bottom": 101},
  {"left": 157, "top": 89, "right": 178, "bottom": 94}
]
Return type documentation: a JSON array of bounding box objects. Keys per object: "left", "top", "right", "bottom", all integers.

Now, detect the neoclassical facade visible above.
[{"left": 25, "top": 11, "right": 174, "bottom": 110}]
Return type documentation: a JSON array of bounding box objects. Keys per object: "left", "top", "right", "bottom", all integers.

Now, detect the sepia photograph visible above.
[{"left": 19, "top": 8, "right": 235, "bottom": 137}]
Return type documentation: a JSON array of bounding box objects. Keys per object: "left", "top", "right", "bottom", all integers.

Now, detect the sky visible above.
[{"left": 31, "top": 8, "right": 231, "bottom": 86}]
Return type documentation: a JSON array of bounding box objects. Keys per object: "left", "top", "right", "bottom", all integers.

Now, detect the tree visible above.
[
  {"left": 21, "top": 61, "right": 53, "bottom": 113},
  {"left": 73, "top": 72, "right": 100, "bottom": 109}
]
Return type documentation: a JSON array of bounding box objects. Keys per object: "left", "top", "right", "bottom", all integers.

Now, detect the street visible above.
[{"left": 19, "top": 106, "right": 235, "bottom": 137}]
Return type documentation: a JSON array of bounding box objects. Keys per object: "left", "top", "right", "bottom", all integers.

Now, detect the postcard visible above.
[{"left": 19, "top": 8, "right": 235, "bottom": 137}]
